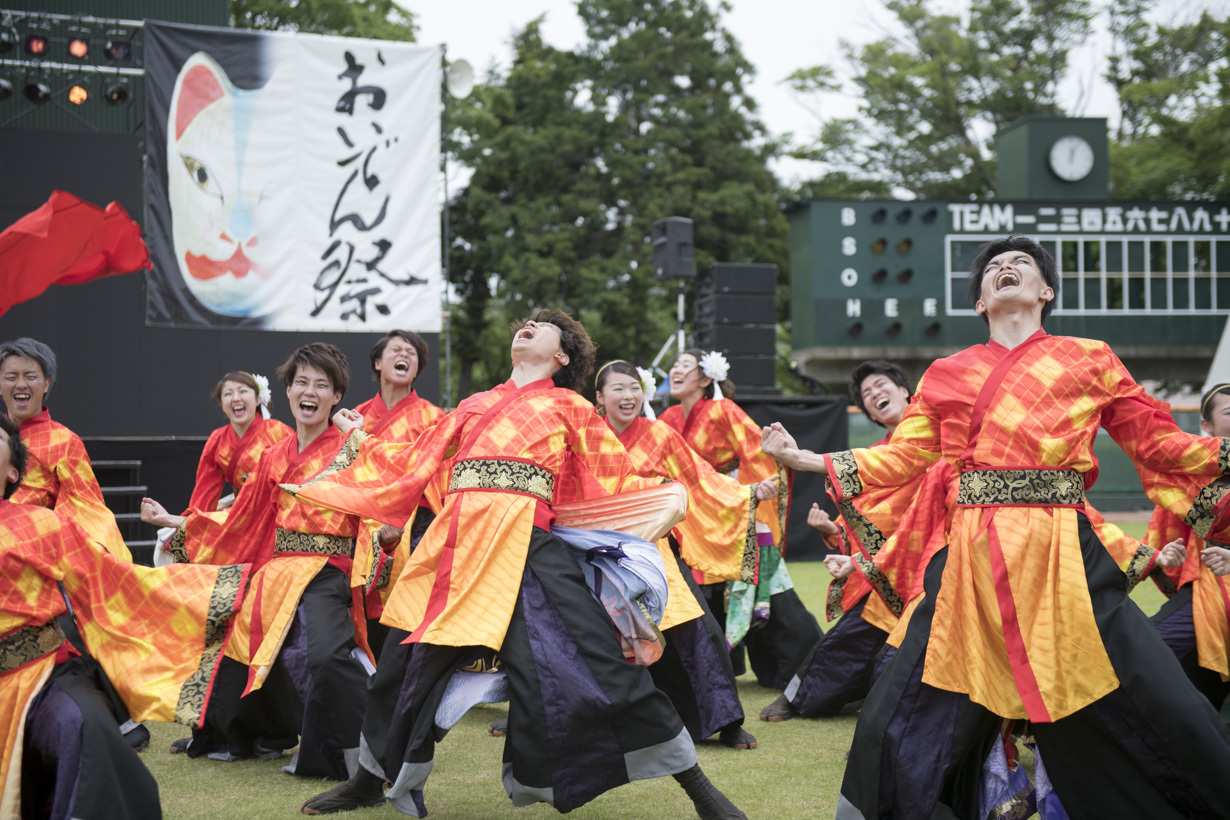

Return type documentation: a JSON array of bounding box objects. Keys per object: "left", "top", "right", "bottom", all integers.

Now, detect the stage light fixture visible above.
[
  {"left": 68, "top": 83, "right": 88, "bottom": 105},
  {"left": 68, "top": 30, "right": 90, "bottom": 59},
  {"left": 23, "top": 79, "right": 50, "bottom": 103},
  {"left": 105, "top": 79, "right": 129, "bottom": 105},
  {"left": 24, "top": 33, "right": 48, "bottom": 56},
  {"left": 105, "top": 31, "right": 132, "bottom": 61},
  {"left": 0, "top": 78, "right": 12, "bottom": 100}
]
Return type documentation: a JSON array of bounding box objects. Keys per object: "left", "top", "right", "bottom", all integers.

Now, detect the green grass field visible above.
[{"left": 143, "top": 523, "right": 1165, "bottom": 819}]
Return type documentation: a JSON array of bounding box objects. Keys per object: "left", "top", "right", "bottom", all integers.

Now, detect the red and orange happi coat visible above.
[
  {"left": 0, "top": 500, "right": 246, "bottom": 815},
  {"left": 13, "top": 408, "right": 129, "bottom": 561},
  {"left": 355, "top": 389, "right": 445, "bottom": 615},
  {"left": 168, "top": 425, "right": 376, "bottom": 689},
  {"left": 1145, "top": 504, "right": 1230, "bottom": 680},
  {"left": 614, "top": 416, "right": 759, "bottom": 585},
  {"left": 291, "top": 379, "right": 658, "bottom": 651},
  {"left": 659, "top": 398, "right": 790, "bottom": 583},
  {"left": 823, "top": 330, "right": 1230, "bottom": 722},
  {"left": 188, "top": 416, "right": 293, "bottom": 512}
]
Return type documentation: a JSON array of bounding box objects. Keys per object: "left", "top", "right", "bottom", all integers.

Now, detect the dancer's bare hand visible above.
[
  {"left": 807, "top": 504, "right": 839, "bottom": 537},
  {"left": 754, "top": 476, "right": 780, "bottom": 501},
  {"left": 378, "top": 524, "right": 404, "bottom": 547},
  {"left": 1156, "top": 538, "right": 1186, "bottom": 568},
  {"left": 824, "top": 553, "right": 855, "bottom": 579},
  {"left": 1202, "top": 545, "right": 1230, "bottom": 576},
  {"left": 761, "top": 422, "right": 800, "bottom": 468},
  {"left": 333, "top": 408, "right": 364, "bottom": 435}
]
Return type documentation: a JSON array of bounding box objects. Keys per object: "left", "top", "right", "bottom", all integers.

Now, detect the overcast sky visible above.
[{"left": 413, "top": 0, "right": 1227, "bottom": 185}]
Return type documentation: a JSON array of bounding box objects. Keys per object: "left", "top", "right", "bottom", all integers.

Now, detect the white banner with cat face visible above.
[{"left": 145, "top": 22, "right": 442, "bottom": 332}]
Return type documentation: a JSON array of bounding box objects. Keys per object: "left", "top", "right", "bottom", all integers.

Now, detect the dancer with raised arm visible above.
[
  {"left": 660, "top": 348, "right": 821, "bottom": 689},
  {"left": 142, "top": 343, "right": 378, "bottom": 780},
  {"left": 0, "top": 413, "right": 247, "bottom": 819},
  {"left": 290, "top": 311, "right": 746, "bottom": 819},
  {"left": 763, "top": 235, "right": 1230, "bottom": 819}
]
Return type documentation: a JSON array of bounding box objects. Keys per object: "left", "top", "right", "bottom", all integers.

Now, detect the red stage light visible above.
[{"left": 24, "top": 34, "right": 47, "bottom": 56}]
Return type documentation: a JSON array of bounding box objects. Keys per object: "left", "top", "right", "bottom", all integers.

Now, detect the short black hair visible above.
[
  {"left": 0, "top": 337, "right": 56, "bottom": 388},
  {"left": 850, "top": 361, "right": 912, "bottom": 419},
  {"left": 275, "top": 343, "right": 350, "bottom": 403},
  {"left": 369, "top": 330, "right": 429, "bottom": 384},
  {"left": 0, "top": 413, "right": 27, "bottom": 499},
  {"left": 510, "top": 309, "right": 596, "bottom": 393},
  {"left": 967, "top": 235, "right": 1060, "bottom": 325}
]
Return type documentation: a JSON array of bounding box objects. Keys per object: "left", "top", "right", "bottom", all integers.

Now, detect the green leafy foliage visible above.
[
  {"left": 446, "top": 1, "right": 789, "bottom": 397},
  {"left": 230, "top": 0, "right": 417, "bottom": 41}
]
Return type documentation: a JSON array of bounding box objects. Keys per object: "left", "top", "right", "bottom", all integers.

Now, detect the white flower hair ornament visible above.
[
  {"left": 698, "top": 351, "right": 730, "bottom": 400},
  {"left": 253, "top": 374, "right": 273, "bottom": 419},
  {"left": 636, "top": 366, "right": 658, "bottom": 420}
]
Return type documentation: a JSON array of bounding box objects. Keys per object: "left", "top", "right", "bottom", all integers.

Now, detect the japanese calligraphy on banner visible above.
[{"left": 144, "top": 21, "right": 441, "bottom": 331}]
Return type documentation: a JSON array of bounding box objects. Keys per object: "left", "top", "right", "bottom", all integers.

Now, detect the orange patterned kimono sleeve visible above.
[
  {"left": 168, "top": 454, "right": 280, "bottom": 566},
  {"left": 708, "top": 400, "right": 790, "bottom": 546},
  {"left": 648, "top": 422, "right": 757, "bottom": 582},
  {"left": 3, "top": 504, "right": 247, "bottom": 727},
  {"left": 825, "top": 390, "right": 942, "bottom": 503},
  {"left": 188, "top": 428, "right": 228, "bottom": 512},
  {"left": 292, "top": 414, "right": 462, "bottom": 527},
  {"left": 49, "top": 431, "right": 131, "bottom": 561}
]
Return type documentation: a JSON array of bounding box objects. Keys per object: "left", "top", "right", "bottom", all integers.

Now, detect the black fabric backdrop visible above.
[{"left": 740, "top": 396, "right": 847, "bottom": 561}]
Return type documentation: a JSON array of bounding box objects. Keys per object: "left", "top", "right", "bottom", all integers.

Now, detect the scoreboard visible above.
[{"left": 790, "top": 199, "right": 1230, "bottom": 381}]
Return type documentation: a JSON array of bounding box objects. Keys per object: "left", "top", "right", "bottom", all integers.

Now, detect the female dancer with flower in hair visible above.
[
  {"left": 189, "top": 371, "right": 292, "bottom": 512},
  {"left": 659, "top": 349, "right": 821, "bottom": 689},
  {"left": 595, "top": 359, "right": 774, "bottom": 750}
]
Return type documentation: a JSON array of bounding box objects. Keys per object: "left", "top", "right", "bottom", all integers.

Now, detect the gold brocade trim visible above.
[
  {"left": 448, "top": 459, "right": 555, "bottom": 504},
  {"left": 1150, "top": 565, "right": 1180, "bottom": 598},
  {"left": 175, "top": 564, "right": 245, "bottom": 725},
  {"left": 459, "top": 654, "right": 502, "bottom": 673},
  {"left": 0, "top": 621, "right": 64, "bottom": 674},
  {"left": 1123, "top": 543, "right": 1156, "bottom": 592},
  {"left": 1220, "top": 438, "right": 1230, "bottom": 475},
  {"left": 987, "top": 787, "right": 1033, "bottom": 820},
  {"left": 374, "top": 556, "right": 394, "bottom": 591},
  {"left": 828, "top": 451, "right": 863, "bottom": 500},
  {"left": 167, "top": 525, "right": 189, "bottom": 563},
  {"left": 715, "top": 457, "right": 740, "bottom": 476},
  {"left": 288, "top": 429, "right": 371, "bottom": 495},
  {"left": 739, "top": 486, "right": 758, "bottom": 584},
  {"left": 776, "top": 462, "right": 790, "bottom": 548},
  {"left": 957, "top": 469, "right": 1083, "bottom": 506},
  {"left": 364, "top": 530, "right": 384, "bottom": 595},
  {"left": 836, "top": 498, "right": 886, "bottom": 556},
  {"left": 826, "top": 576, "right": 847, "bottom": 622},
  {"left": 853, "top": 553, "right": 903, "bottom": 617},
  {"left": 1186, "top": 476, "right": 1230, "bottom": 539},
  {"left": 274, "top": 528, "right": 353, "bottom": 557}
]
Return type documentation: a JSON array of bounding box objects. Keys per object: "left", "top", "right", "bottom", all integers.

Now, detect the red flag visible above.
[{"left": 0, "top": 190, "right": 151, "bottom": 316}]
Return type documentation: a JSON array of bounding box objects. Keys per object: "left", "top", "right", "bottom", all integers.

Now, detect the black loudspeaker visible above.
[
  {"left": 694, "top": 324, "right": 776, "bottom": 356},
  {"left": 652, "top": 217, "right": 695, "bottom": 280},
  {"left": 695, "top": 293, "right": 777, "bottom": 326},
  {"left": 727, "top": 356, "right": 776, "bottom": 386},
  {"left": 695, "top": 262, "right": 777, "bottom": 296}
]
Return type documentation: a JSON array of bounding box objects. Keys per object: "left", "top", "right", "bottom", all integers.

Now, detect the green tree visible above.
[
  {"left": 1106, "top": 3, "right": 1229, "bottom": 200},
  {"left": 447, "top": 1, "right": 788, "bottom": 396},
  {"left": 230, "top": 0, "right": 417, "bottom": 40},
  {"left": 786, "top": 0, "right": 1094, "bottom": 199}
]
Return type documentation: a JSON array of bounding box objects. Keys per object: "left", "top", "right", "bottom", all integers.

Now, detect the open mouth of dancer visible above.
[{"left": 994, "top": 270, "right": 1020, "bottom": 291}]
